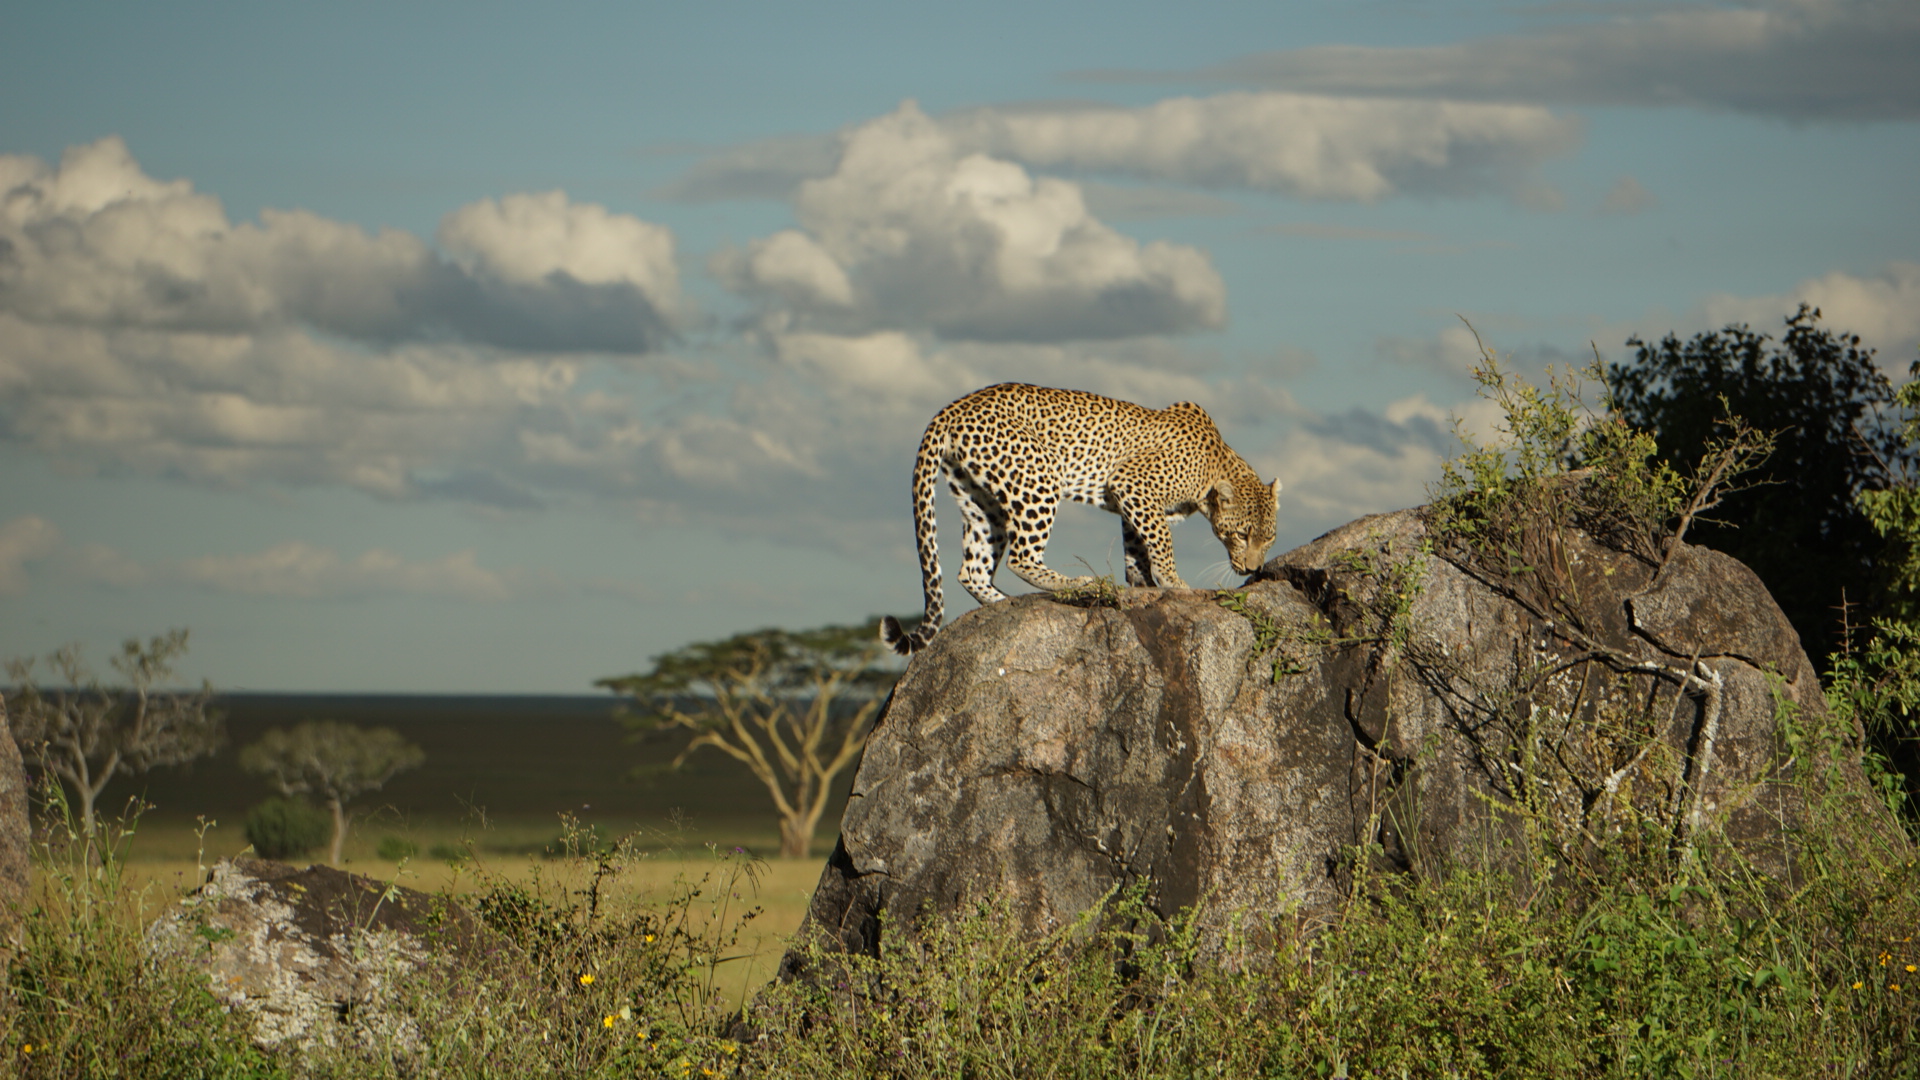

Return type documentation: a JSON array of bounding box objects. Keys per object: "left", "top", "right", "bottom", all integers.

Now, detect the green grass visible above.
[
  {"left": 753, "top": 851, "right": 1920, "bottom": 1079},
  {"left": 11, "top": 694, "right": 1920, "bottom": 1078},
  {"left": 13, "top": 783, "right": 1915, "bottom": 1078}
]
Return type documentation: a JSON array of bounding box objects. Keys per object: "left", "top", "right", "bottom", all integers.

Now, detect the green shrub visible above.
[
  {"left": 285, "top": 821, "right": 766, "bottom": 1079},
  {"left": 241, "top": 796, "right": 329, "bottom": 860},
  {"left": 4, "top": 788, "right": 282, "bottom": 1079},
  {"left": 375, "top": 834, "right": 418, "bottom": 862},
  {"left": 751, "top": 846, "right": 1920, "bottom": 1078}
]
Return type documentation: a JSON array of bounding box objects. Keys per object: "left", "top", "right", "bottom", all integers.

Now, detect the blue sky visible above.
[{"left": 2, "top": 0, "right": 1916, "bottom": 691}]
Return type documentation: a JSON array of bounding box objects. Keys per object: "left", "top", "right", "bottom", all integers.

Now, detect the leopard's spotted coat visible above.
[{"left": 882, "top": 383, "right": 1281, "bottom": 656}]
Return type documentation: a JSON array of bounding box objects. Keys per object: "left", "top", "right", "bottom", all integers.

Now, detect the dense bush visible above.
[
  {"left": 241, "top": 796, "right": 330, "bottom": 860},
  {"left": 1607, "top": 306, "right": 1910, "bottom": 665},
  {"left": 374, "top": 834, "right": 418, "bottom": 861},
  {"left": 752, "top": 846, "right": 1920, "bottom": 1078}
]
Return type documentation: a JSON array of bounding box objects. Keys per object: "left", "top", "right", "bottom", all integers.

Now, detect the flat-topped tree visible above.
[
  {"left": 599, "top": 620, "right": 901, "bottom": 859},
  {"left": 5, "top": 629, "right": 222, "bottom": 837},
  {"left": 239, "top": 721, "right": 424, "bottom": 865}
]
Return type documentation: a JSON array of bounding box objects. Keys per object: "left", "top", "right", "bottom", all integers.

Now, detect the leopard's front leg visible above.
[{"left": 1113, "top": 488, "right": 1187, "bottom": 589}]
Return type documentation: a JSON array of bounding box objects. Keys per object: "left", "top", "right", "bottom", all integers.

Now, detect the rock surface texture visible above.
[
  {"left": 147, "top": 856, "right": 497, "bottom": 1050},
  {"left": 786, "top": 507, "right": 1895, "bottom": 969},
  {"left": 0, "top": 694, "right": 30, "bottom": 961}
]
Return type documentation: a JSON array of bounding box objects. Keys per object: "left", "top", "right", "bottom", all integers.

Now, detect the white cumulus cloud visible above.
[
  {"left": 945, "top": 93, "right": 1580, "bottom": 204},
  {"left": 1696, "top": 262, "right": 1920, "bottom": 361},
  {"left": 667, "top": 93, "right": 1583, "bottom": 208},
  {"left": 0, "top": 137, "right": 682, "bottom": 354},
  {"left": 0, "top": 139, "right": 709, "bottom": 506},
  {"left": 0, "top": 312, "right": 602, "bottom": 501},
  {"left": 715, "top": 101, "right": 1227, "bottom": 343}
]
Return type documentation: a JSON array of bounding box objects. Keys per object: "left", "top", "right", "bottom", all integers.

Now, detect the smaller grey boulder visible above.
[{"left": 147, "top": 856, "right": 496, "bottom": 1050}]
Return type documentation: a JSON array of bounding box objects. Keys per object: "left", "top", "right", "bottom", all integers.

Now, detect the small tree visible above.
[
  {"left": 597, "top": 619, "right": 902, "bottom": 859},
  {"left": 1608, "top": 305, "right": 1911, "bottom": 662},
  {"left": 238, "top": 721, "right": 425, "bottom": 865},
  {"left": 5, "top": 629, "right": 223, "bottom": 836},
  {"left": 1828, "top": 365, "right": 1920, "bottom": 826}
]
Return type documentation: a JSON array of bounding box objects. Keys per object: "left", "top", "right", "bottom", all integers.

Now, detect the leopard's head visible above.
[{"left": 1207, "top": 476, "right": 1282, "bottom": 576}]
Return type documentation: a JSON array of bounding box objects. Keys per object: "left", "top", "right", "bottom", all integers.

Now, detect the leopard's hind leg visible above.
[
  {"left": 1002, "top": 473, "right": 1092, "bottom": 592},
  {"left": 1120, "top": 518, "right": 1155, "bottom": 587},
  {"left": 949, "top": 472, "right": 1012, "bottom": 605}
]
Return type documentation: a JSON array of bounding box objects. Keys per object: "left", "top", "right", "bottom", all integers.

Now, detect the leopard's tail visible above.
[{"left": 881, "top": 429, "right": 946, "bottom": 656}]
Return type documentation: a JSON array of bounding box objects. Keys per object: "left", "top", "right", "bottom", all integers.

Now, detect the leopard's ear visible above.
[
  {"left": 1270, "top": 477, "right": 1283, "bottom": 501},
  {"left": 1212, "top": 479, "right": 1236, "bottom": 509}
]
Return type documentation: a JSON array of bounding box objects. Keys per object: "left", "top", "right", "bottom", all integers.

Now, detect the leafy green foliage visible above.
[
  {"left": 1608, "top": 305, "right": 1909, "bottom": 663},
  {"left": 375, "top": 834, "right": 418, "bottom": 862},
  {"left": 1431, "top": 341, "right": 1684, "bottom": 564},
  {"left": 241, "top": 796, "right": 331, "bottom": 860},
  {"left": 1859, "top": 372, "right": 1920, "bottom": 622},
  {"left": 1825, "top": 373, "right": 1920, "bottom": 828},
  {"left": 598, "top": 619, "right": 902, "bottom": 858},
  {"left": 755, "top": 850, "right": 1920, "bottom": 1078},
  {"left": 1429, "top": 328, "right": 1769, "bottom": 649}
]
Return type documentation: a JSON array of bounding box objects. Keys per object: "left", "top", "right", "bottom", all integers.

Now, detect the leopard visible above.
[{"left": 881, "top": 382, "right": 1281, "bottom": 656}]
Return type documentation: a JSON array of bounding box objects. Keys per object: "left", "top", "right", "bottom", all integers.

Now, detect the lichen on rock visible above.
[{"left": 147, "top": 856, "right": 496, "bottom": 1050}]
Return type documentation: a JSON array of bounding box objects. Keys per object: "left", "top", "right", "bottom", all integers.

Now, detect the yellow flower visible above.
[
  {"left": 21, "top": 1045, "right": 31, "bottom": 1055},
  {"left": 1894, "top": 984, "right": 1905, "bottom": 992},
  {"left": 645, "top": 934, "right": 656, "bottom": 943},
  {"left": 1908, "top": 965, "right": 1918, "bottom": 973},
  {"left": 1853, "top": 981, "right": 1865, "bottom": 989},
  {"left": 603, "top": 1015, "right": 617, "bottom": 1029},
  {"left": 579, "top": 973, "right": 595, "bottom": 986},
  {"left": 636, "top": 1029, "right": 650, "bottom": 1041}
]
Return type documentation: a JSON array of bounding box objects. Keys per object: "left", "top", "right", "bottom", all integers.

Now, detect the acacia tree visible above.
[
  {"left": 598, "top": 619, "right": 902, "bottom": 859},
  {"left": 239, "top": 721, "right": 425, "bottom": 865},
  {"left": 5, "top": 629, "right": 223, "bottom": 835}
]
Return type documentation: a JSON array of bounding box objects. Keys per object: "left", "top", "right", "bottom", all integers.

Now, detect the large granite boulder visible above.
[
  {"left": 146, "top": 857, "right": 499, "bottom": 1049},
  {"left": 786, "top": 507, "right": 1900, "bottom": 969}
]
